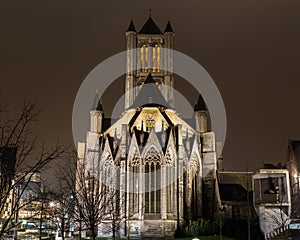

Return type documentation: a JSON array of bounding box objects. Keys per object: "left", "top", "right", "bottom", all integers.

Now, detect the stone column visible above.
[
  {"left": 139, "top": 164, "right": 144, "bottom": 220},
  {"left": 125, "top": 31, "right": 137, "bottom": 109},
  {"left": 177, "top": 125, "right": 184, "bottom": 220},
  {"left": 161, "top": 164, "right": 167, "bottom": 219},
  {"left": 196, "top": 172, "right": 203, "bottom": 217},
  {"left": 186, "top": 169, "right": 192, "bottom": 219}
]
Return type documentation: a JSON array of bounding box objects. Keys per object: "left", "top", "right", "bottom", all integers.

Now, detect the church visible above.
[{"left": 77, "top": 15, "right": 224, "bottom": 238}]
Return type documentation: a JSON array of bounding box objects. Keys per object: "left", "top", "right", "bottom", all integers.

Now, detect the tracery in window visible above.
[
  {"left": 100, "top": 155, "right": 114, "bottom": 214},
  {"left": 140, "top": 44, "right": 149, "bottom": 72},
  {"left": 165, "top": 150, "right": 175, "bottom": 214},
  {"left": 190, "top": 154, "right": 200, "bottom": 215},
  {"left": 144, "top": 147, "right": 161, "bottom": 214},
  {"left": 128, "top": 150, "right": 140, "bottom": 214},
  {"left": 132, "top": 164, "right": 139, "bottom": 214},
  {"left": 152, "top": 44, "right": 161, "bottom": 72}
]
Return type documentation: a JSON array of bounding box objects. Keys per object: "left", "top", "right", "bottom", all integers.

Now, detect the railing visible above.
[{"left": 265, "top": 224, "right": 289, "bottom": 239}]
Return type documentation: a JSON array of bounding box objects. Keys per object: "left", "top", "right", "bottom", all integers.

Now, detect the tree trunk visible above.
[
  {"left": 61, "top": 216, "right": 65, "bottom": 240},
  {"left": 91, "top": 224, "right": 97, "bottom": 240},
  {"left": 79, "top": 219, "right": 82, "bottom": 240},
  {"left": 112, "top": 223, "right": 116, "bottom": 240}
]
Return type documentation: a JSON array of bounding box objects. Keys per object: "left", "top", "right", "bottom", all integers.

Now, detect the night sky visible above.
[{"left": 1, "top": 0, "right": 300, "bottom": 174}]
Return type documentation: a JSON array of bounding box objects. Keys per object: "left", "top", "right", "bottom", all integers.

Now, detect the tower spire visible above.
[
  {"left": 90, "top": 89, "right": 103, "bottom": 133},
  {"left": 194, "top": 94, "right": 207, "bottom": 111},
  {"left": 91, "top": 89, "right": 103, "bottom": 111},
  {"left": 127, "top": 19, "right": 136, "bottom": 32},
  {"left": 164, "top": 20, "right": 174, "bottom": 33}
]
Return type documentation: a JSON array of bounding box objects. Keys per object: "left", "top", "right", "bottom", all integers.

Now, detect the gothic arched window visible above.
[
  {"left": 144, "top": 147, "right": 161, "bottom": 214},
  {"left": 190, "top": 154, "right": 200, "bottom": 215},
  {"left": 130, "top": 151, "right": 140, "bottom": 214},
  {"left": 100, "top": 154, "right": 114, "bottom": 214},
  {"left": 165, "top": 149, "right": 176, "bottom": 213},
  {"left": 140, "top": 44, "right": 149, "bottom": 72},
  {"left": 152, "top": 44, "right": 161, "bottom": 72}
]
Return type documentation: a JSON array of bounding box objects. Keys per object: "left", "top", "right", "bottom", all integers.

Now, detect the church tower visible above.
[
  {"left": 77, "top": 14, "right": 222, "bottom": 239},
  {"left": 125, "top": 15, "right": 175, "bottom": 109}
]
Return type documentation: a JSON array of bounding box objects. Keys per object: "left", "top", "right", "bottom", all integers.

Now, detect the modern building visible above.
[{"left": 253, "top": 168, "right": 291, "bottom": 239}]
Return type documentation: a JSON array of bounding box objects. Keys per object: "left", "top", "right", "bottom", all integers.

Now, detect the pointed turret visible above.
[
  {"left": 91, "top": 90, "right": 103, "bottom": 111},
  {"left": 164, "top": 20, "right": 174, "bottom": 33},
  {"left": 127, "top": 19, "right": 136, "bottom": 32},
  {"left": 194, "top": 95, "right": 208, "bottom": 133},
  {"left": 90, "top": 90, "right": 103, "bottom": 133},
  {"left": 125, "top": 19, "right": 137, "bottom": 109},
  {"left": 163, "top": 20, "right": 175, "bottom": 107},
  {"left": 194, "top": 94, "right": 207, "bottom": 111},
  {"left": 139, "top": 16, "right": 162, "bottom": 34}
]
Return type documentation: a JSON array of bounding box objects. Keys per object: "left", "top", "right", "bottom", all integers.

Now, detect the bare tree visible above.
[
  {"left": 58, "top": 152, "right": 142, "bottom": 240},
  {"left": 0, "top": 102, "right": 69, "bottom": 239},
  {"left": 58, "top": 155, "right": 110, "bottom": 240},
  {"left": 48, "top": 182, "right": 75, "bottom": 240}
]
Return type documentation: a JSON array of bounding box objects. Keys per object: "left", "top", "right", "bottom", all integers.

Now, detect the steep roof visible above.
[
  {"left": 219, "top": 183, "right": 248, "bottom": 202},
  {"left": 127, "top": 19, "right": 136, "bottom": 32},
  {"left": 164, "top": 21, "right": 174, "bottom": 33},
  {"left": 138, "top": 16, "right": 162, "bottom": 35},
  {"left": 194, "top": 94, "right": 207, "bottom": 111},
  {"left": 130, "top": 73, "right": 171, "bottom": 109},
  {"left": 218, "top": 172, "right": 253, "bottom": 191}
]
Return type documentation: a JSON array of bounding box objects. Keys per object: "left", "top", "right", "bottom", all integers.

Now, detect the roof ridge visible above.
[{"left": 138, "top": 16, "right": 162, "bottom": 35}]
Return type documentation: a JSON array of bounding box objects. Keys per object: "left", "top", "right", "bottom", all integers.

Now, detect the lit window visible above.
[
  {"left": 152, "top": 44, "right": 161, "bottom": 72},
  {"left": 146, "top": 114, "right": 155, "bottom": 130},
  {"left": 140, "top": 44, "right": 149, "bottom": 72},
  {"left": 145, "top": 46, "right": 149, "bottom": 71},
  {"left": 144, "top": 147, "right": 161, "bottom": 214}
]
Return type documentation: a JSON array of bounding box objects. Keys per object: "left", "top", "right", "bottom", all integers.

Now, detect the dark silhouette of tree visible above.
[
  {"left": 0, "top": 101, "right": 69, "bottom": 239},
  {"left": 47, "top": 180, "right": 75, "bottom": 240},
  {"left": 59, "top": 155, "right": 112, "bottom": 240},
  {"left": 59, "top": 153, "right": 142, "bottom": 240}
]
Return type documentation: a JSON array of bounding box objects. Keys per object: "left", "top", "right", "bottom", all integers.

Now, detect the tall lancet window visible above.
[
  {"left": 190, "top": 155, "right": 200, "bottom": 215},
  {"left": 100, "top": 155, "right": 114, "bottom": 215},
  {"left": 130, "top": 151, "right": 140, "bottom": 214},
  {"left": 140, "top": 44, "right": 149, "bottom": 72},
  {"left": 165, "top": 149, "right": 175, "bottom": 214},
  {"left": 152, "top": 44, "right": 161, "bottom": 72},
  {"left": 144, "top": 147, "right": 161, "bottom": 214}
]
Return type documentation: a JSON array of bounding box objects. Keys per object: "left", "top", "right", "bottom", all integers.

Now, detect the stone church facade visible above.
[{"left": 77, "top": 16, "right": 223, "bottom": 238}]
